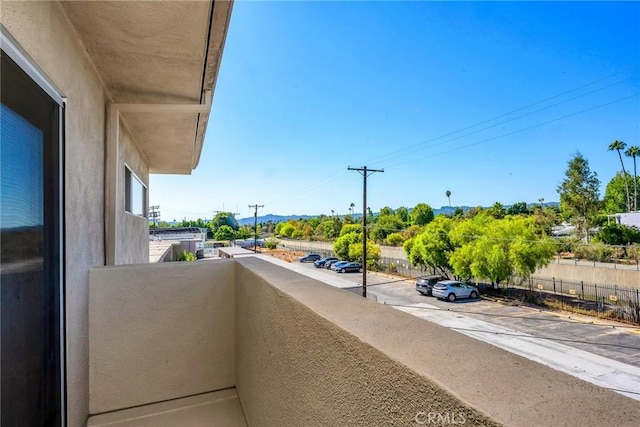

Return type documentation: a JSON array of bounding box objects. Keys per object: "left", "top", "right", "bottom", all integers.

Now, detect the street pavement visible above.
[{"left": 261, "top": 255, "right": 640, "bottom": 401}]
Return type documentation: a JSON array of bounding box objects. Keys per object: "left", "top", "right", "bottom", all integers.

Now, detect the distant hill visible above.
[
  {"left": 238, "top": 202, "right": 559, "bottom": 225},
  {"left": 237, "top": 214, "right": 316, "bottom": 226}
]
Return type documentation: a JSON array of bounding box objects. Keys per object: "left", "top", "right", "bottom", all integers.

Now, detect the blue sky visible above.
[{"left": 150, "top": 1, "right": 640, "bottom": 221}]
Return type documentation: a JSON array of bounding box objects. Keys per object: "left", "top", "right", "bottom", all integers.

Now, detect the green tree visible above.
[
  {"left": 236, "top": 225, "right": 253, "bottom": 240},
  {"left": 595, "top": 223, "right": 640, "bottom": 245},
  {"left": 372, "top": 214, "right": 403, "bottom": 241},
  {"left": 410, "top": 203, "right": 434, "bottom": 226},
  {"left": 608, "top": 140, "right": 631, "bottom": 211},
  {"left": 445, "top": 190, "right": 452, "bottom": 215},
  {"left": 340, "top": 223, "right": 362, "bottom": 236},
  {"left": 452, "top": 206, "right": 464, "bottom": 218},
  {"left": 403, "top": 237, "right": 423, "bottom": 268},
  {"left": 465, "top": 206, "right": 484, "bottom": 219},
  {"left": 214, "top": 225, "right": 235, "bottom": 241},
  {"left": 396, "top": 206, "right": 410, "bottom": 224},
  {"left": 348, "top": 240, "right": 381, "bottom": 269},
  {"left": 384, "top": 232, "right": 405, "bottom": 246},
  {"left": 209, "top": 212, "right": 239, "bottom": 234},
  {"left": 379, "top": 206, "right": 394, "bottom": 217},
  {"left": 411, "top": 216, "right": 455, "bottom": 277},
  {"left": 603, "top": 172, "right": 639, "bottom": 214},
  {"left": 507, "top": 202, "right": 529, "bottom": 216},
  {"left": 317, "top": 217, "right": 342, "bottom": 240},
  {"left": 625, "top": 145, "right": 640, "bottom": 211},
  {"left": 532, "top": 207, "right": 558, "bottom": 236},
  {"left": 333, "top": 232, "right": 361, "bottom": 260},
  {"left": 487, "top": 202, "right": 506, "bottom": 219},
  {"left": 557, "top": 152, "right": 601, "bottom": 241},
  {"left": 449, "top": 216, "right": 555, "bottom": 286},
  {"left": 278, "top": 222, "right": 296, "bottom": 238}
]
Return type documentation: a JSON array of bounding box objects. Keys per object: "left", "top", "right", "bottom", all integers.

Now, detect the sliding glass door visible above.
[{"left": 1, "top": 46, "right": 63, "bottom": 426}]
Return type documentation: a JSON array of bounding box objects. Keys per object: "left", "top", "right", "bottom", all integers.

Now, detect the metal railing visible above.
[{"left": 511, "top": 276, "right": 640, "bottom": 324}]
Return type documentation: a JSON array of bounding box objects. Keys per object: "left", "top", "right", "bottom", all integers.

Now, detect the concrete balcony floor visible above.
[{"left": 87, "top": 388, "right": 246, "bottom": 426}]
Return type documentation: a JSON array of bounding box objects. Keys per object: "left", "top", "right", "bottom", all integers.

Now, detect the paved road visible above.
[{"left": 263, "top": 255, "right": 640, "bottom": 401}]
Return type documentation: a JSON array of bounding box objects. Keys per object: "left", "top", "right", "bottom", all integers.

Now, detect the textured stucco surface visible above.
[
  {"left": 116, "top": 124, "right": 149, "bottom": 265},
  {"left": 88, "top": 261, "right": 236, "bottom": 414},
  {"left": 60, "top": 0, "right": 208, "bottom": 174},
  {"left": 234, "top": 257, "right": 640, "bottom": 427},
  {"left": 59, "top": 0, "right": 233, "bottom": 173},
  {"left": 234, "top": 260, "right": 498, "bottom": 427},
  {"left": 1, "top": 2, "right": 107, "bottom": 425}
]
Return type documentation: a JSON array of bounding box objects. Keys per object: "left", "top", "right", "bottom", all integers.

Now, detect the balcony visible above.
[{"left": 86, "top": 257, "right": 639, "bottom": 426}]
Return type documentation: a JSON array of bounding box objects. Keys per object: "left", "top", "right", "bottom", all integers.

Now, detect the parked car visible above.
[
  {"left": 325, "top": 259, "right": 342, "bottom": 269},
  {"left": 336, "top": 262, "right": 363, "bottom": 273},
  {"left": 299, "top": 253, "right": 321, "bottom": 263},
  {"left": 415, "top": 275, "right": 446, "bottom": 296},
  {"left": 331, "top": 261, "right": 350, "bottom": 271},
  {"left": 314, "top": 257, "right": 338, "bottom": 268},
  {"left": 432, "top": 280, "right": 479, "bottom": 302}
]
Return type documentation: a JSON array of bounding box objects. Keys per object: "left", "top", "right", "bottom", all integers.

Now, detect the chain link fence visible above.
[{"left": 274, "top": 243, "right": 640, "bottom": 325}]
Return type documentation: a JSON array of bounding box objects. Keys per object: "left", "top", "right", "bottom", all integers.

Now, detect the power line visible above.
[
  {"left": 348, "top": 166, "right": 384, "bottom": 298},
  {"left": 363, "top": 69, "right": 637, "bottom": 166},
  {"left": 260, "top": 69, "right": 637, "bottom": 211},
  {"left": 149, "top": 205, "right": 160, "bottom": 229},
  {"left": 369, "top": 77, "right": 634, "bottom": 167},
  {"left": 385, "top": 93, "right": 639, "bottom": 169},
  {"left": 249, "top": 204, "right": 264, "bottom": 252}
]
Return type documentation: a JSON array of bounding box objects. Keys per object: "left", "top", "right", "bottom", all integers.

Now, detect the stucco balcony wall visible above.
[
  {"left": 88, "top": 260, "right": 236, "bottom": 414},
  {"left": 88, "top": 257, "right": 640, "bottom": 426}
]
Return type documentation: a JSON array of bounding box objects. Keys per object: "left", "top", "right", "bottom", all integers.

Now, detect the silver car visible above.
[{"left": 432, "top": 280, "right": 478, "bottom": 302}]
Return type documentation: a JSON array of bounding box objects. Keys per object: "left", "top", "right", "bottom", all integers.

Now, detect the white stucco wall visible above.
[
  {"left": 1, "top": 2, "right": 151, "bottom": 425},
  {"left": 1, "top": 2, "right": 104, "bottom": 425},
  {"left": 116, "top": 124, "right": 149, "bottom": 265},
  {"left": 88, "top": 261, "right": 235, "bottom": 414}
]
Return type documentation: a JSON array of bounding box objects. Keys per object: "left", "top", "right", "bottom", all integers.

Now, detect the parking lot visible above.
[{"left": 269, "top": 257, "right": 640, "bottom": 400}]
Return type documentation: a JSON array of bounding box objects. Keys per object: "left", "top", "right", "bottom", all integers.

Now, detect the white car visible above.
[{"left": 432, "top": 280, "right": 479, "bottom": 302}]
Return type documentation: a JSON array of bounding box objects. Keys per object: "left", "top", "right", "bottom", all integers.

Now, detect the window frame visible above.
[{"left": 124, "top": 163, "right": 148, "bottom": 218}]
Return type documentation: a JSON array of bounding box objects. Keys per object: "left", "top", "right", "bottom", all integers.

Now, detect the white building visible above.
[{"left": 608, "top": 211, "right": 640, "bottom": 228}]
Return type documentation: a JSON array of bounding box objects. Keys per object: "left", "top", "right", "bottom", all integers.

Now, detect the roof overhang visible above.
[{"left": 60, "top": 0, "right": 233, "bottom": 174}]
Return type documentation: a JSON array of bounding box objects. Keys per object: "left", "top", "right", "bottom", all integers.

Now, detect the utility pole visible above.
[
  {"left": 149, "top": 205, "right": 160, "bottom": 230},
  {"left": 248, "top": 204, "right": 264, "bottom": 252},
  {"left": 348, "top": 166, "right": 383, "bottom": 298}
]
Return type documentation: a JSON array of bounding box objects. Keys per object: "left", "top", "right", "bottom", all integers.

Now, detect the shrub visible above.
[
  {"left": 177, "top": 250, "right": 196, "bottom": 262},
  {"left": 385, "top": 232, "right": 405, "bottom": 246},
  {"left": 573, "top": 243, "right": 614, "bottom": 262},
  {"left": 265, "top": 237, "right": 279, "bottom": 249}
]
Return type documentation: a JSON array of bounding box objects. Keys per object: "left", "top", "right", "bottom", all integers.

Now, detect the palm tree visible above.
[
  {"left": 349, "top": 202, "right": 355, "bottom": 216},
  {"left": 445, "top": 190, "right": 452, "bottom": 214},
  {"left": 625, "top": 145, "right": 640, "bottom": 211},
  {"left": 608, "top": 140, "right": 631, "bottom": 211}
]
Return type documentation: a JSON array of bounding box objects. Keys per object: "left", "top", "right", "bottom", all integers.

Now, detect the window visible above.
[
  {"left": 1, "top": 39, "right": 64, "bottom": 426},
  {"left": 125, "top": 165, "right": 147, "bottom": 217}
]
